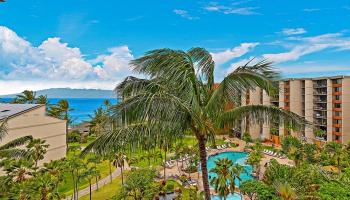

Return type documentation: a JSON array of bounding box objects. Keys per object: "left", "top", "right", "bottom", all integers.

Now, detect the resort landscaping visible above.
[{"left": 1, "top": 48, "right": 350, "bottom": 200}]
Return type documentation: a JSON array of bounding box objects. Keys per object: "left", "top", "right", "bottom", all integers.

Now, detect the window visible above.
[
  {"left": 334, "top": 111, "right": 341, "bottom": 116},
  {"left": 335, "top": 95, "right": 341, "bottom": 101},
  {"left": 334, "top": 87, "right": 342, "bottom": 92}
]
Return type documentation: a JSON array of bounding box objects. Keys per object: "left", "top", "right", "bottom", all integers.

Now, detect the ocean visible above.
[{"left": 0, "top": 98, "right": 118, "bottom": 125}]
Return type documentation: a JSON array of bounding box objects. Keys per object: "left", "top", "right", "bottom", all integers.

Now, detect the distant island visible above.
[{"left": 0, "top": 88, "right": 116, "bottom": 99}]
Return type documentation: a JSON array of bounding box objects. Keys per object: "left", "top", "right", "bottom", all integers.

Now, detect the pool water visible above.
[
  {"left": 212, "top": 193, "right": 243, "bottom": 200},
  {"left": 207, "top": 151, "right": 253, "bottom": 187}
]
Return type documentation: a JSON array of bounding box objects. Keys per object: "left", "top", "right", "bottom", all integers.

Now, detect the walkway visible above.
[{"left": 65, "top": 163, "right": 129, "bottom": 200}]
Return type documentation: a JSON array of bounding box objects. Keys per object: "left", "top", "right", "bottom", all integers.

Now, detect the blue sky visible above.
[{"left": 0, "top": 0, "right": 350, "bottom": 94}]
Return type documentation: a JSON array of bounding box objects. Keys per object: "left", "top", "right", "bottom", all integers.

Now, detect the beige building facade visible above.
[
  {"left": 0, "top": 104, "right": 66, "bottom": 164},
  {"left": 242, "top": 76, "right": 350, "bottom": 145}
]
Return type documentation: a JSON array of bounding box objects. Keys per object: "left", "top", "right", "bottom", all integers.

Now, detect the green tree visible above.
[
  {"left": 317, "top": 181, "right": 350, "bottom": 200},
  {"left": 209, "top": 158, "right": 241, "bottom": 200},
  {"left": 13, "top": 90, "right": 36, "bottom": 104},
  {"left": 246, "top": 151, "right": 262, "bottom": 177},
  {"left": 0, "top": 120, "right": 33, "bottom": 158},
  {"left": 116, "top": 168, "right": 157, "bottom": 200},
  {"left": 324, "top": 142, "right": 343, "bottom": 175},
  {"left": 26, "top": 138, "right": 49, "bottom": 169},
  {"left": 274, "top": 181, "right": 297, "bottom": 200},
  {"left": 83, "top": 48, "right": 306, "bottom": 199},
  {"left": 80, "top": 167, "right": 100, "bottom": 200},
  {"left": 113, "top": 152, "right": 127, "bottom": 185},
  {"left": 36, "top": 95, "right": 48, "bottom": 105},
  {"left": 240, "top": 180, "right": 276, "bottom": 200},
  {"left": 89, "top": 107, "right": 108, "bottom": 136}
]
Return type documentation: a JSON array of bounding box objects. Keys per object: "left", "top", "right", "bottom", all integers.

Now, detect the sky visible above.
[{"left": 0, "top": 0, "right": 350, "bottom": 95}]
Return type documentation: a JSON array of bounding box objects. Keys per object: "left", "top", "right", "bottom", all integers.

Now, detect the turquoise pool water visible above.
[
  {"left": 207, "top": 151, "right": 253, "bottom": 200},
  {"left": 212, "top": 193, "right": 243, "bottom": 200}
]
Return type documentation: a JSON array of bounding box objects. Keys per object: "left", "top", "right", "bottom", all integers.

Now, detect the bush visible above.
[
  {"left": 67, "top": 131, "right": 81, "bottom": 143},
  {"left": 242, "top": 132, "right": 253, "bottom": 143}
]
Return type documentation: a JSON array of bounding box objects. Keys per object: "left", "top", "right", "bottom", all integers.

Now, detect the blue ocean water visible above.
[{"left": 0, "top": 98, "right": 117, "bottom": 124}]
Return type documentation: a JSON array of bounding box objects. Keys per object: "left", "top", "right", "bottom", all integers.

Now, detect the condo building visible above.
[
  {"left": 0, "top": 104, "right": 67, "bottom": 164},
  {"left": 241, "top": 76, "right": 350, "bottom": 145}
]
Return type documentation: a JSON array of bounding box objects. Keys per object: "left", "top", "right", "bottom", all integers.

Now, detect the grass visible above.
[
  {"left": 58, "top": 137, "right": 116, "bottom": 197},
  {"left": 80, "top": 173, "right": 125, "bottom": 200}
]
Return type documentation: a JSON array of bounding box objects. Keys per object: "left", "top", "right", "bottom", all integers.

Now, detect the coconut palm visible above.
[
  {"left": 113, "top": 152, "right": 127, "bottom": 185},
  {"left": 274, "top": 181, "right": 297, "bottom": 200},
  {"left": 13, "top": 90, "right": 36, "bottom": 104},
  {"left": 36, "top": 95, "right": 48, "bottom": 105},
  {"left": 210, "top": 158, "right": 244, "bottom": 200},
  {"left": 325, "top": 142, "right": 343, "bottom": 175},
  {"left": 83, "top": 48, "right": 306, "bottom": 199},
  {"left": 80, "top": 167, "right": 100, "bottom": 200},
  {"left": 26, "top": 139, "right": 49, "bottom": 169},
  {"left": 0, "top": 120, "right": 33, "bottom": 158},
  {"left": 89, "top": 107, "right": 108, "bottom": 136}
]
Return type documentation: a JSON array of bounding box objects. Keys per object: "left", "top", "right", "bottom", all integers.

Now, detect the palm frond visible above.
[
  {"left": 0, "top": 119, "right": 8, "bottom": 141},
  {"left": 0, "top": 148, "right": 27, "bottom": 158},
  {"left": 0, "top": 135, "right": 33, "bottom": 150},
  {"left": 217, "top": 105, "right": 309, "bottom": 132}
]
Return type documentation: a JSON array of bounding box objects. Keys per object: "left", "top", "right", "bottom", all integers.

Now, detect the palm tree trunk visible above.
[
  {"left": 89, "top": 180, "right": 92, "bottom": 200},
  {"left": 337, "top": 157, "right": 341, "bottom": 176},
  {"left": 109, "top": 161, "right": 113, "bottom": 183},
  {"left": 164, "top": 148, "right": 167, "bottom": 182},
  {"left": 198, "top": 135, "right": 211, "bottom": 200},
  {"left": 121, "top": 166, "right": 124, "bottom": 185}
]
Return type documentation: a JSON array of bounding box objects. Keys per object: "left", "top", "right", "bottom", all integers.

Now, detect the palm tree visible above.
[
  {"left": 13, "top": 90, "right": 37, "bottom": 104},
  {"left": 210, "top": 158, "right": 242, "bottom": 200},
  {"left": 325, "top": 141, "right": 343, "bottom": 175},
  {"left": 0, "top": 119, "right": 33, "bottom": 158},
  {"left": 83, "top": 48, "right": 306, "bottom": 199},
  {"left": 274, "top": 181, "right": 297, "bottom": 200},
  {"left": 246, "top": 151, "right": 262, "bottom": 177},
  {"left": 113, "top": 152, "right": 127, "bottom": 185},
  {"left": 89, "top": 107, "right": 108, "bottom": 136},
  {"left": 26, "top": 139, "right": 49, "bottom": 169},
  {"left": 36, "top": 95, "right": 48, "bottom": 105},
  {"left": 48, "top": 99, "right": 74, "bottom": 150},
  {"left": 80, "top": 167, "right": 100, "bottom": 200}
]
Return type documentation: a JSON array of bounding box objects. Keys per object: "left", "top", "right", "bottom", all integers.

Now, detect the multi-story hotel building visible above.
[{"left": 241, "top": 76, "right": 350, "bottom": 145}]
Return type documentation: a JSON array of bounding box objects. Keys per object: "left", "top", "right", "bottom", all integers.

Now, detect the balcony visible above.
[
  {"left": 332, "top": 83, "right": 342, "bottom": 87},
  {"left": 333, "top": 100, "right": 342, "bottom": 104},
  {"left": 332, "top": 131, "right": 342, "bottom": 136},
  {"left": 333, "top": 91, "right": 342, "bottom": 95},
  {"left": 314, "top": 106, "right": 327, "bottom": 111},
  {"left": 314, "top": 114, "right": 327, "bottom": 119},
  {"left": 333, "top": 124, "right": 342, "bottom": 128},
  {"left": 313, "top": 84, "right": 327, "bottom": 88},
  {"left": 313, "top": 91, "right": 327, "bottom": 95},
  {"left": 333, "top": 107, "right": 342, "bottom": 112},
  {"left": 333, "top": 116, "right": 342, "bottom": 120}
]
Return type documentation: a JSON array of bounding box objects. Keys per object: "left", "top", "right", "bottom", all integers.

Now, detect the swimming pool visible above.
[
  {"left": 211, "top": 193, "right": 243, "bottom": 200},
  {"left": 207, "top": 151, "right": 253, "bottom": 200}
]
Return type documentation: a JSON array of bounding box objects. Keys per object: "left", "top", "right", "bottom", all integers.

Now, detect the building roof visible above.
[{"left": 0, "top": 103, "right": 43, "bottom": 120}]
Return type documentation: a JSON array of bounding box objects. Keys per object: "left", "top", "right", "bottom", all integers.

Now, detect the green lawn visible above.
[
  {"left": 58, "top": 138, "right": 116, "bottom": 197},
  {"left": 80, "top": 173, "right": 124, "bottom": 200}
]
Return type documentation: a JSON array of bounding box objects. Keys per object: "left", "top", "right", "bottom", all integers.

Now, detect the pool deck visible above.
[{"left": 160, "top": 136, "right": 294, "bottom": 199}]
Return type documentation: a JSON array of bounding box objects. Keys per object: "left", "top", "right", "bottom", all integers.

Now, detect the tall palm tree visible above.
[
  {"left": 113, "top": 152, "right": 127, "bottom": 185},
  {"left": 36, "top": 95, "right": 48, "bottom": 105},
  {"left": 26, "top": 139, "right": 49, "bottom": 169},
  {"left": 89, "top": 107, "right": 108, "bottom": 136},
  {"left": 210, "top": 158, "right": 235, "bottom": 200},
  {"left": 48, "top": 99, "right": 74, "bottom": 150},
  {"left": 83, "top": 48, "right": 306, "bottom": 199},
  {"left": 13, "top": 90, "right": 36, "bottom": 104},
  {"left": 325, "top": 141, "right": 343, "bottom": 175}
]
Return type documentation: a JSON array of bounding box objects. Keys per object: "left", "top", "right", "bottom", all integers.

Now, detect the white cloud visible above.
[
  {"left": 281, "top": 28, "right": 306, "bottom": 36},
  {"left": 0, "top": 26, "right": 134, "bottom": 94},
  {"left": 263, "top": 33, "right": 350, "bottom": 63},
  {"left": 173, "top": 9, "right": 199, "bottom": 20},
  {"left": 204, "top": 2, "right": 259, "bottom": 15},
  {"left": 211, "top": 43, "right": 258, "bottom": 65}
]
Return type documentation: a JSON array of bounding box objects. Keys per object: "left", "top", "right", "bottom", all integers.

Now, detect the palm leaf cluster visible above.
[{"left": 83, "top": 47, "right": 307, "bottom": 199}]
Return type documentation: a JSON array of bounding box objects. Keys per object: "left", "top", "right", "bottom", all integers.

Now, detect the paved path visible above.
[{"left": 65, "top": 163, "right": 129, "bottom": 200}]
